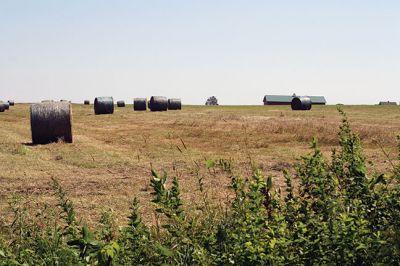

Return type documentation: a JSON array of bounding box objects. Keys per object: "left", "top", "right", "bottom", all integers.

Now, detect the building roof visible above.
[
  {"left": 263, "top": 94, "right": 327, "bottom": 104},
  {"left": 308, "top": 96, "right": 327, "bottom": 104}
]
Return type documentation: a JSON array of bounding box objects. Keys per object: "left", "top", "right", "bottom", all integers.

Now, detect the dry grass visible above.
[{"left": 0, "top": 104, "right": 399, "bottom": 226}]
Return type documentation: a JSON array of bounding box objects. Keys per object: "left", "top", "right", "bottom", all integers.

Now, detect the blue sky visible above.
[{"left": 0, "top": 1, "right": 399, "bottom": 104}]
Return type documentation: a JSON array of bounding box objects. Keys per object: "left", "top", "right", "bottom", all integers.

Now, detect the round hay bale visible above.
[
  {"left": 291, "top": 97, "right": 312, "bottom": 111},
  {"left": 94, "top": 97, "right": 114, "bottom": 115},
  {"left": 8, "top": 100, "right": 14, "bottom": 106},
  {"left": 168, "top": 98, "right": 182, "bottom": 110},
  {"left": 0, "top": 103, "right": 5, "bottom": 112},
  {"left": 149, "top": 96, "right": 168, "bottom": 112},
  {"left": 84, "top": 100, "right": 90, "bottom": 105},
  {"left": 30, "top": 102, "right": 73, "bottom": 144},
  {"left": 133, "top": 98, "right": 147, "bottom": 111},
  {"left": 117, "top": 100, "right": 125, "bottom": 107},
  {"left": 2, "top": 102, "right": 10, "bottom": 110}
]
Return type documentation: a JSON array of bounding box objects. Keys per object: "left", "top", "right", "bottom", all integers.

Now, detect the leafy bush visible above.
[{"left": 1, "top": 110, "right": 399, "bottom": 265}]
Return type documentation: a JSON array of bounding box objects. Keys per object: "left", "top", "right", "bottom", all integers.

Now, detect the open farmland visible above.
[{"left": 0, "top": 104, "right": 399, "bottom": 226}]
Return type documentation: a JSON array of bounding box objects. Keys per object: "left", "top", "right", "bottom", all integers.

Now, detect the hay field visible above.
[{"left": 0, "top": 104, "right": 399, "bottom": 225}]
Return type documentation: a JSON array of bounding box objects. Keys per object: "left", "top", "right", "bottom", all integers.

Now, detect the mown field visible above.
[{"left": 0, "top": 104, "right": 399, "bottom": 226}]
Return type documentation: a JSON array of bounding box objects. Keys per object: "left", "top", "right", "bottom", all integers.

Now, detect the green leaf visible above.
[
  {"left": 356, "top": 243, "right": 367, "bottom": 251},
  {"left": 369, "top": 174, "right": 386, "bottom": 188},
  {"left": 82, "top": 225, "right": 94, "bottom": 242},
  {"left": 266, "top": 176, "right": 273, "bottom": 190},
  {"left": 269, "top": 238, "right": 277, "bottom": 249},
  {"left": 157, "top": 244, "right": 174, "bottom": 258},
  {"left": 206, "top": 159, "right": 216, "bottom": 169}
]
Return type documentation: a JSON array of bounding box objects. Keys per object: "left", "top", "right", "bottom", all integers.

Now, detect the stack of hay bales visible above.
[
  {"left": 133, "top": 98, "right": 147, "bottom": 111},
  {"left": 117, "top": 100, "right": 126, "bottom": 107},
  {"left": 8, "top": 100, "right": 14, "bottom": 106},
  {"left": 84, "top": 100, "right": 90, "bottom": 105},
  {"left": 378, "top": 101, "right": 397, "bottom": 105},
  {"left": 291, "top": 97, "right": 312, "bottom": 111},
  {"left": 149, "top": 96, "right": 168, "bottom": 112},
  {"left": 30, "top": 102, "right": 73, "bottom": 144},
  {"left": 94, "top": 97, "right": 114, "bottom": 115},
  {"left": 167, "top": 98, "right": 182, "bottom": 110},
  {"left": 205, "top": 96, "right": 218, "bottom": 106}
]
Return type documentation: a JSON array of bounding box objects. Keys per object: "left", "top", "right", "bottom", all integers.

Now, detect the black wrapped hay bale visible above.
[
  {"left": 0, "top": 103, "right": 5, "bottom": 112},
  {"left": 2, "top": 102, "right": 10, "bottom": 110},
  {"left": 167, "top": 98, "right": 182, "bottom": 110},
  {"left": 84, "top": 100, "right": 90, "bottom": 105},
  {"left": 291, "top": 97, "right": 312, "bottom": 111},
  {"left": 94, "top": 97, "right": 114, "bottom": 115},
  {"left": 8, "top": 100, "right": 14, "bottom": 106},
  {"left": 30, "top": 102, "right": 73, "bottom": 144},
  {"left": 117, "top": 100, "right": 125, "bottom": 107},
  {"left": 133, "top": 98, "right": 147, "bottom": 111},
  {"left": 149, "top": 96, "right": 168, "bottom": 112}
]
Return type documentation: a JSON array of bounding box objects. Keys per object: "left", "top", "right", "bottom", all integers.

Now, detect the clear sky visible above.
[{"left": 0, "top": 0, "right": 399, "bottom": 105}]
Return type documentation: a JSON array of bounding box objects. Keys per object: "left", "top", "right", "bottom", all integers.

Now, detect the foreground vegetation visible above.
[
  {"left": 1, "top": 110, "right": 400, "bottom": 265},
  {"left": 1, "top": 104, "right": 399, "bottom": 226}
]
